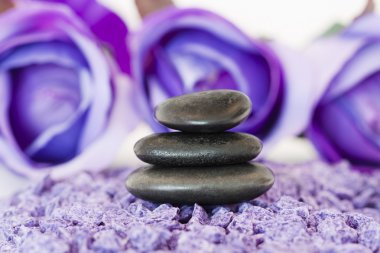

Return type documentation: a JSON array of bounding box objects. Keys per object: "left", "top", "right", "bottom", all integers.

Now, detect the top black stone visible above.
[{"left": 154, "top": 90, "right": 252, "bottom": 132}]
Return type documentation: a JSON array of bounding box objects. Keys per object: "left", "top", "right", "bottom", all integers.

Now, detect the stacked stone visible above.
[{"left": 126, "top": 90, "right": 274, "bottom": 205}]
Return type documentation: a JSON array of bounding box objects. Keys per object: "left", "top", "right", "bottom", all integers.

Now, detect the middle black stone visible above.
[{"left": 134, "top": 132, "right": 262, "bottom": 166}]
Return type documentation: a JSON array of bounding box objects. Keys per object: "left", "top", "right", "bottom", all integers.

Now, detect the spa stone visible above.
[
  {"left": 154, "top": 90, "right": 252, "bottom": 132},
  {"left": 125, "top": 163, "right": 274, "bottom": 205},
  {"left": 134, "top": 132, "right": 262, "bottom": 166}
]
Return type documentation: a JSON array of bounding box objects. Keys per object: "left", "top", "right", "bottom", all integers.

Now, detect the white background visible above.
[
  {"left": 0, "top": 0, "right": 377, "bottom": 197},
  {"left": 105, "top": 0, "right": 373, "bottom": 48}
]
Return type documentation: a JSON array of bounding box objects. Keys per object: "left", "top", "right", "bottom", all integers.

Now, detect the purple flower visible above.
[
  {"left": 0, "top": 1, "right": 137, "bottom": 178},
  {"left": 131, "top": 7, "right": 314, "bottom": 151},
  {"left": 306, "top": 14, "right": 380, "bottom": 168}
]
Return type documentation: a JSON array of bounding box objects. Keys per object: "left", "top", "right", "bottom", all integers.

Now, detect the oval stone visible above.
[
  {"left": 125, "top": 163, "right": 274, "bottom": 205},
  {"left": 134, "top": 132, "right": 262, "bottom": 166},
  {"left": 154, "top": 90, "right": 252, "bottom": 132}
]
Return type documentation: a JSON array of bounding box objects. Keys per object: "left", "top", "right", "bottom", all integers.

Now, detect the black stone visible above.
[
  {"left": 125, "top": 163, "right": 274, "bottom": 205},
  {"left": 134, "top": 132, "right": 262, "bottom": 166},
  {"left": 154, "top": 90, "right": 252, "bottom": 132}
]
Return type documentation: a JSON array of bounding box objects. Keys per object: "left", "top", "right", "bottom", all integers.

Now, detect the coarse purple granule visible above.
[{"left": 0, "top": 161, "right": 379, "bottom": 253}]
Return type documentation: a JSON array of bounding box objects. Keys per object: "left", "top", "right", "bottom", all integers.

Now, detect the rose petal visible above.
[
  {"left": 0, "top": 2, "right": 93, "bottom": 42},
  {"left": 326, "top": 72, "right": 380, "bottom": 164},
  {"left": 67, "top": 28, "right": 112, "bottom": 152},
  {"left": 30, "top": 0, "right": 130, "bottom": 73},
  {"left": 310, "top": 99, "right": 380, "bottom": 165},
  {"left": 342, "top": 73, "right": 380, "bottom": 148},
  {"left": 29, "top": 113, "right": 84, "bottom": 164},
  {"left": 263, "top": 42, "right": 315, "bottom": 153},
  {"left": 344, "top": 14, "right": 380, "bottom": 38},
  {"left": 0, "top": 41, "right": 87, "bottom": 70},
  {"left": 304, "top": 36, "right": 365, "bottom": 105},
  {"left": 9, "top": 63, "right": 81, "bottom": 150},
  {"left": 21, "top": 69, "right": 92, "bottom": 161},
  {"left": 0, "top": 72, "right": 16, "bottom": 146},
  {"left": 323, "top": 42, "right": 380, "bottom": 103}
]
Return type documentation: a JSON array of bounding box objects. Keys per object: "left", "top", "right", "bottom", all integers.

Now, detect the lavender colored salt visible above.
[{"left": 0, "top": 161, "right": 379, "bottom": 252}]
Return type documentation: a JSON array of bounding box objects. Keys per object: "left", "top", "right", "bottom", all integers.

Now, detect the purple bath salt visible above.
[{"left": 0, "top": 161, "right": 379, "bottom": 252}]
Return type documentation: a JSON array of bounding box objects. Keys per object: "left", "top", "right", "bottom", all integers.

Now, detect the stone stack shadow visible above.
[{"left": 126, "top": 90, "right": 274, "bottom": 205}]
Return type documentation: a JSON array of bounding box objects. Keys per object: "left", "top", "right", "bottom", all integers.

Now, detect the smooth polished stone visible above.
[
  {"left": 154, "top": 90, "right": 252, "bottom": 132},
  {"left": 125, "top": 163, "right": 274, "bottom": 205},
  {"left": 134, "top": 132, "right": 262, "bottom": 166}
]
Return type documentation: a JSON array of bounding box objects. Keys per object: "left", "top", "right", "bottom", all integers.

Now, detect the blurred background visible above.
[
  {"left": 106, "top": 0, "right": 377, "bottom": 168},
  {"left": 0, "top": 0, "right": 377, "bottom": 197},
  {"left": 104, "top": 0, "right": 372, "bottom": 48}
]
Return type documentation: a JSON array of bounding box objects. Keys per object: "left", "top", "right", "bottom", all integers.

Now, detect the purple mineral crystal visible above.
[{"left": 0, "top": 161, "right": 379, "bottom": 252}]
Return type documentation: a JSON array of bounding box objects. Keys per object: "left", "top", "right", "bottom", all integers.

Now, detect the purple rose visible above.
[
  {"left": 306, "top": 14, "right": 380, "bottom": 168},
  {"left": 0, "top": 1, "right": 137, "bottom": 178},
  {"left": 131, "top": 7, "right": 314, "bottom": 151}
]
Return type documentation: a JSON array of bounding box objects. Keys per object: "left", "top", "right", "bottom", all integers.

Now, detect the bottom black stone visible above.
[{"left": 125, "top": 163, "right": 274, "bottom": 205}]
